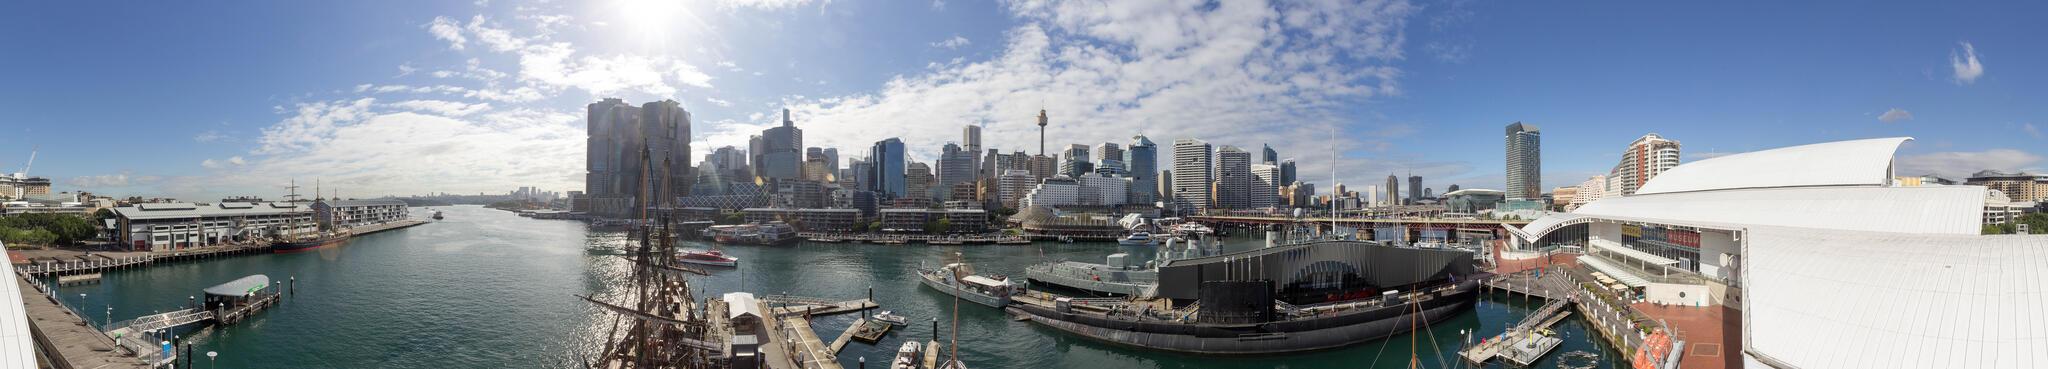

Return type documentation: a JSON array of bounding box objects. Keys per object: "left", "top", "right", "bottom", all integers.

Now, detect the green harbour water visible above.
[{"left": 47, "top": 205, "right": 1624, "bottom": 368}]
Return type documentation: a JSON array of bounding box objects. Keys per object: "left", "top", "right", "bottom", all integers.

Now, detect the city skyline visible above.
[{"left": 4, "top": 1, "right": 2046, "bottom": 201}]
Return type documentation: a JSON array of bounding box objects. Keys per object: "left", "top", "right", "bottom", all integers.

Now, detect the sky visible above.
[{"left": 1, "top": 0, "right": 2043, "bottom": 201}]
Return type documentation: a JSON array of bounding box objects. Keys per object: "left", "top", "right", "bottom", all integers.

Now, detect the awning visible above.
[
  {"left": 1578, "top": 256, "right": 1650, "bottom": 288},
  {"left": 1590, "top": 240, "right": 1679, "bottom": 266}
]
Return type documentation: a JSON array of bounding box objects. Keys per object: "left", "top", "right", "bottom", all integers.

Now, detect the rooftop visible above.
[{"left": 114, "top": 202, "right": 308, "bottom": 220}]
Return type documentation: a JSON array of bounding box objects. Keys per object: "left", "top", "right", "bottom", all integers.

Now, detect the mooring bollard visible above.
[{"left": 289, "top": 276, "right": 296, "bottom": 296}]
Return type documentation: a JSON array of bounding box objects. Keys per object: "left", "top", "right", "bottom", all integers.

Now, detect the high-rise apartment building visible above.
[
  {"left": 1967, "top": 170, "right": 2048, "bottom": 202},
  {"left": 1505, "top": 122, "right": 1542, "bottom": 200},
  {"left": 868, "top": 138, "right": 907, "bottom": 199},
  {"left": 1609, "top": 133, "right": 1681, "bottom": 196},
  {"left": 1127, "top": 136, "right": 1159, "bottom": 205},
  {"left": 998, "top": 169, "right": 1034, "bottom": 209},
  {"left": 1172, "top": 139, "right": 1213, "bottom": 213},
  {"left": 1213, "top": 146, "right": 1253, "bottom": 209},
  {"left": 1568, "top": 175, "right": 1607, "bottom": 211},
  {"left": 1029, "top": 154, "right": 1058, "bottom": 181}
]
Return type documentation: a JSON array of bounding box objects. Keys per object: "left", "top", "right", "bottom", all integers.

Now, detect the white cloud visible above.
[
  {"left": 716, "top": 0, "right": 812, "bottom": 11},
  {"left": 426, "top": 16, "right": 467, "bottom": 50},
  {"left": 734, "top": 0, "right": 1418, "bottom": 187},
  {"left": 1950, "top": 41, "right": 1984, "bottom": 84},
  {"left": 193, "top": 130, "right": 228, "bottom": 143},
  {"left": 184, "top": 100, "right": 584, "bottom": 198},
  {"left": 1878, "top": 108, "right": 1913, "bottom": 123},
  {"left": 397, "top": 63, "right": 418, "bottom": 77},
  {"left": 1897, "top": 149, "right": 2043, "bottom": 179},
  {"left": 2025, "top": 123, "right": 2041, "bottom": 139},
  {"left": 387, "top": 99, "right": 493, "bottom": 116},
  {"left": 68, "top": 172, "right": 158, "bottom": 188},
  {"left": 706, "top": 97, "right": 733, "bottom": 107},
  {"left": 930, "top": 35, "right": 971, "bottom": 50}
]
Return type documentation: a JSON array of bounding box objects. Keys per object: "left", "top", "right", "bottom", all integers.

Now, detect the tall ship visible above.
[
  {"left": 273, "top": 228, "right": 351, "bottom": 253},
  {"left": 918, "top": 262, "right": 1019, "bottom": 308},
  {"left": 1008, "top": 239, "right": 1480, "bottom": 355},
  {"left": 272, "top": 180, "right": 352, "bottom": 253}
]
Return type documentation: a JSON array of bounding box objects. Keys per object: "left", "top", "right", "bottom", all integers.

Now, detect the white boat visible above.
[
  {"left": 873, "top": 310, "right": 910, "bottom": 326},
  {"left": 677, "top": 249, "right": 739, "bottom": 267},
  {"left": 1117, "top": 232, "right": 1155, "bottom": 246},
  {"left": 891, "top": 341, "right": 922, "bottom": 369}
]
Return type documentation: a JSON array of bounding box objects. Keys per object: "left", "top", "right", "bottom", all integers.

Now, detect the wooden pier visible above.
[
  {"left": 796, "top": 233, "right": 1029, "bottom": 245},
  {"left": 776, "top": 316, "right": 844, "bottom": 369},
  {"left": 16, "top": 244, "right": 272, "bottom": 276},
  {"left": 13, "top": 276, "right": 154, "bottom": 368}
]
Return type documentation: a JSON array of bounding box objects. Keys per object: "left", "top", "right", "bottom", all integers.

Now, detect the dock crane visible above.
[{"left": 10, "top": 146, "right": 34, "bottom": 179}]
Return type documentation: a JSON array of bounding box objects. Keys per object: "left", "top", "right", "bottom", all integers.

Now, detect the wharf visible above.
[
  {"left": 350, "top": 219, "right": 430, "bottom": 237},
  {"left": 13, "top": 276, "right": 154, "bottom": 368},
  {"left": 774, "top": 316, "right": 843, "bottom": 369},
  {"left": 796, "top": 233, "right": 1028, "bottom": 245},
  {"left": 763, "top": 295, "right": 878, "bottom": 318},
  {"left": 15, "top": 244, "right": 270, "bottom": 276},
  {"left": 1463, "top": 271, "right": 1575, "bottom": 365}
]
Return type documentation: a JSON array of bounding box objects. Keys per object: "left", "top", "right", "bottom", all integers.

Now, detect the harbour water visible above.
[{"left": 44, "top": 205, "right": 1623, "bottom": 368}]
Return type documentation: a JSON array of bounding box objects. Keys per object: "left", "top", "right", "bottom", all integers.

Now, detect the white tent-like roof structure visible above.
[
  {"left": 2, "top": 241, "right": 35, "bottom": 369},
  {"left": 1508, "top": 136, "right": 2048, "bottom": 369}
]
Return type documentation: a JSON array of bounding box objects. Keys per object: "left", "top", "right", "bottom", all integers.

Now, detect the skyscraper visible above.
[
  {"left": 1407, "top": 175, "right": 1422, "bottom": 204},
  {"left": 1385, "top": 174, "right": 1401, "bottom": 206},
  {"left": 906, "top": 162, "right": 934, "bottom": 201},
  {"left": 1261, "top": 144, "right": 1278, "bottom": 165},
  {"left": 1061, "top": 144, "right": 1093, "bottom": 178},
  {"left": 1610, "top": 133, "right": 1681, "bottom": 196},
  {"left": 1505, "top": 122, "right": 1542, "bottom": 200},
  {"left": 1213, "top": 146, "right": 1252, "bottom": 209},
  {"left": 1278, "top": 159, "right": 1296, "bottom": 187},
  {"left": 1127, "top": 136, "right": 1159, "bottom": 205},
  {"left": 938, "top": 142, "right": 978, "bottom": 201},
  {"left": 963, "top": 124, "right": 983, "bottom": 154},
  {"left": 1251, "top": 163, "right": 1280, "bottom": 209},
  {"left": 1172, "top": 139, "right": 1213, "bottom": 213},
  {"left": 583, "top": 98, "right": 691, "bottom": 217},
  {"left": 757, "top": 109, "right": 805, "bottom": 180},
  {"left": 868, "top": 138, "right": 906, "bottom": 199}
]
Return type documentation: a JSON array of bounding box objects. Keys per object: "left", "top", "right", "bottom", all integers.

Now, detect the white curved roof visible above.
[
  {"left": 1635, "top": 137, "right": 1910, "bottom": 195},
  {"left": 1744, "top": 228, "right": 2048, "bottom": 369},
  {"left": 2, "top": 242, "right": 34, "bottom": 369}
]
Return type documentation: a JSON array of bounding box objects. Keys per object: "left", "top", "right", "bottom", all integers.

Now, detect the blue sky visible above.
[{"left": 1, "top": 0, "right": 2042, "bottom": 200}]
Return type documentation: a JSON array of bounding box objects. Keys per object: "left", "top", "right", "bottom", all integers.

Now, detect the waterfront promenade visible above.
[{"left": 14, "top": 275, "right": 153, "bottom": 368}]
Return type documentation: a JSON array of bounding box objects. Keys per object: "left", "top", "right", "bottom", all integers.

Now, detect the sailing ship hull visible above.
[{"left": 273, "top": 235, "right": 348, "bottom": 253}]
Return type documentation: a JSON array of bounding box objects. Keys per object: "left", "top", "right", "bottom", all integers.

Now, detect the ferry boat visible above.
[
  {"left": 918, "top": 262, "right": 1018, "bottom": 308},
  {"left": 431, "top": 210, "right": 444, "bottom": 220},
  {"left": 273, "top": 228, "right": 350, "bottom": 253},
  {"left": 1117, "top": 232, "right": 1155, "bottom": 246},
  {"left": 676, "top": 249, "right": 739, "bottom": 267},
  {"left": 891, "top": 341, "right": 922, "bottom": 369}
]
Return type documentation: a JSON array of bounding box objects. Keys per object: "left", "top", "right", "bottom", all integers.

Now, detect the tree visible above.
[
  {"left": 1984, "top": 223, "right": 2015, "bottom": 235},
  {"left": 2019, "top": 213, "right": 2048, "bottom": 234},
  {"left": 925, "top": 217, "right": 952, "bottom": 234}
]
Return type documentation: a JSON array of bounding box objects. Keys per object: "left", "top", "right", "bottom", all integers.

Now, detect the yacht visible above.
[{"left": 1117, "top": 232, "right": 1155, "bottom": 246}]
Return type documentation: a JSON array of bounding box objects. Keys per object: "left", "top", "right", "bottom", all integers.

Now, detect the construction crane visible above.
[{"left": 11, "top": 146, "right": 35, "bottom": 179}]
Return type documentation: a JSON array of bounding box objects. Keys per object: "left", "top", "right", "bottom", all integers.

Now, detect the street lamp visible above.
[{"left": 206, "top": 351, "right": 217, "bottom": 369}]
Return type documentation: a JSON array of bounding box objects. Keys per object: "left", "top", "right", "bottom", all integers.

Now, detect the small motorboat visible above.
[
  {"left": 873, "top": 310, "right": 910, "bottom": 326},
  {"left": 891, "top": 341, "right": 922, "bottom": 369},
  {"left": 1117, "top": 232, "right": 1155, "bottom": 246},
  {"left": 677, "top": 249, "right": 739, "bottom": 267}
]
